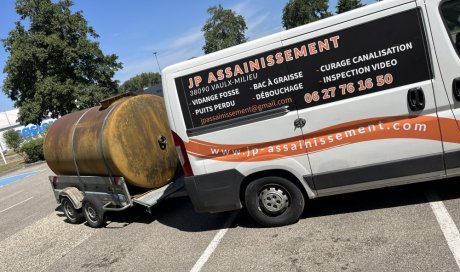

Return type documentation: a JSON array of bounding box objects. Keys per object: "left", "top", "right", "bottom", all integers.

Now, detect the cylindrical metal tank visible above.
[{"left": 43, "top": 94, "right": 180, "bottom": 189}]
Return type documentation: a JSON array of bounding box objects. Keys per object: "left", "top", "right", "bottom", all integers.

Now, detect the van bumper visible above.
[{"left": 184, "top": 169, "right": 244, "bottom": 213}]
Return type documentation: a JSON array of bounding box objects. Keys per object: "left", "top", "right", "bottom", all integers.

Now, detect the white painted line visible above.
[
  {"left": 190, "top": 212, "right": 238, "bottom": 272},
  {"left": 0, "top": 189, "right": 24, "bottom": 203},
  {"left": 426, "top": 189, "right": 460, "bottom": 269},
  {"left": 0, "top": 196, "right": 34, "bottom": 214}
]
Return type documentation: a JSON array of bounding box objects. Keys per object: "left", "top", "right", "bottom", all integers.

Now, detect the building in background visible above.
[
  {"left": 0, "top": 109, "right": 20, "bottom": 152},
  {"left": 142, "top": 83, "right": 163, "bottom": 96},
  {"left": 0, "top": 109, "right": 55, "bottom": 152}
]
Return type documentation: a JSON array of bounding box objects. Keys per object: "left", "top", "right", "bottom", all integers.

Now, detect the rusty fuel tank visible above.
[{"left": 43, "top": 94, "right": 180, "bottom": 189}]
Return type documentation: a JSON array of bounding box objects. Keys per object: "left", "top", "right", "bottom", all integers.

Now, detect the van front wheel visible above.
[{"left": 245, "top": 176, "right": 305, "bottom": 227}]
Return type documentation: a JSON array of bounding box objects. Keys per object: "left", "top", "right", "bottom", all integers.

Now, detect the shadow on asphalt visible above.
[
  {"left": 53, "top": 176, "right": 460, "bottom": 231},
  {"left": 235, "top": 176, "right": 460, "bottom": 228},
  {"left": 301, "top": 176, "right": 460, "bottom": 219},
  {"left": 53, "top": 196, "right": 236, "bottom": 232}
]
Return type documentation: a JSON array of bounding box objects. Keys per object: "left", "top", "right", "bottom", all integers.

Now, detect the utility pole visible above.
[
  {"left": 4, "top": 111, "right": 11, "bottom": 126},
  {"left": 153, "top": 52, "right": 162, "bottom": 74},
  {"left": 0, "top": 144, "right": 6, "bottom": 165},
  {"left": 1, "top": 111, "right": 13, "bottom": 165}
]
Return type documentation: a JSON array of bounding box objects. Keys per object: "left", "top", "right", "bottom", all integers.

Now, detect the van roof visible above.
[{"left": 162, "top": 0, "right": 415, "bottom": 75}]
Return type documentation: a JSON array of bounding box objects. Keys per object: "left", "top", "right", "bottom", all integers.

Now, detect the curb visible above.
[{"left": 0, "top": 160, "right": 46, "bottom": 178}]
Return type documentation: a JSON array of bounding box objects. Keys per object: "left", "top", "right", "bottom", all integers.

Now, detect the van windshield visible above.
[{"left": 441, "top": 0, "right": 460, "bottom": 53}]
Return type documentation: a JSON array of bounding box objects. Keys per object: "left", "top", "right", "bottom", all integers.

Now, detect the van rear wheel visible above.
[{"left": 245, "top": 176, "right": 304, "bottom": 227}]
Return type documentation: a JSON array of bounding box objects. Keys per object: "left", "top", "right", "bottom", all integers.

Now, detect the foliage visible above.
[
  {"left": 202, "top": 5, "right": 248, "bottom": 54},
  {"left": 120, "top": 72, "right": 161, "bottom": 93},
  {"left": 21, "top": 137, "right": 44, "bottom": 163},
  {"left": 3, "top": 129, "right": 23, "bottom": 154},
  {"left": 3, "top": 129, "right": 46, "bottom": 163},
  {"left": 336, "top": 0, "right": 364, "bottom": 14},
  {"left": 2, "top": 0, "right": 122, "bottom": 125},
  {"left": 282, "top": 0, "right": 332, "bottom": 29},
  {"left": 0, "top": 159, "right": 25, "bottom": 173}
]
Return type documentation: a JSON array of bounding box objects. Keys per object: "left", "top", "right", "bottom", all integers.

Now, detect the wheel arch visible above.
[
  {"left": 239, "top": 169, "right": 314, "bottom": 206},
  {"left": 58, "top": 187, "right": 84, "bottom": 209}
]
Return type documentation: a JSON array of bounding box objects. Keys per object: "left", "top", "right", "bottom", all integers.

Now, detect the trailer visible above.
[{"left": 49, "top": 175, "right": 185, "bottom": 227}]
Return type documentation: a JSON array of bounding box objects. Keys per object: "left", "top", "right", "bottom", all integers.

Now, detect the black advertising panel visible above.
[
  {"left": 175, "top": 8, "right": 431, "bottom": 130},
  {"left": 174, "top": 49, "right": 293, "bottom": 130}
]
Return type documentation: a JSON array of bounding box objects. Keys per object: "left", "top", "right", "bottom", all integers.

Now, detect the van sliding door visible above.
[{"left": 281, "top": 3, "right": 444, "bottom": 195}]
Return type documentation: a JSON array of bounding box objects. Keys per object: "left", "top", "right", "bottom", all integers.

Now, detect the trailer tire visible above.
[
  {"left": 245, "top": 176, "right": 304, "bottom": 227},
  {"left": 82, "top": 199, "right": 106, "bottom": 228},
  {"left": 61, "top": 197, "right": 84, "bottom": 224}
]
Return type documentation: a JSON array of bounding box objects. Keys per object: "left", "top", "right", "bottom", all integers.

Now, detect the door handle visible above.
[
  {"left": 453, "top": 77, "right": 460, "bottom": 101},
  {"left": 294, "top": 118, "right": 306, "bottom": 130},
  {"left": 407, "top": 87, "right": 425, "bottom": 111}
]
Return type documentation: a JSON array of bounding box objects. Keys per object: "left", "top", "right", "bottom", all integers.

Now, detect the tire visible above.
[
  {"left": 245, "top": 176, "right": 305, "bottom": 227},
  {"left": 82, "top": 199, "right": 107, "bottom": 228},
  {"left": 61, "top": 198, "right": 84, "bottom": 224}
]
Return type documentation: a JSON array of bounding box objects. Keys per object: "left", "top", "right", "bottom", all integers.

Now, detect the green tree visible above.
[
  {"left": 282, "top": 0, "right": 332, "bottom": 29},
  {"left": 21, "top": 137, "right": 45, "bottom": 163},
  {"left": 120, "top": 72, "right": 161, "bottom": 93},
  {"left": 202, "top": 5, "right": 248, "bottom": 54},
  {"left": 3, "top": 129, "right": 24, "bottom": 158},
  {"left": 2, "top": 0, "right": 122, "bottom": 125},
  {"left": 336, "top": 0, "right": 364, "bottom": 14}
]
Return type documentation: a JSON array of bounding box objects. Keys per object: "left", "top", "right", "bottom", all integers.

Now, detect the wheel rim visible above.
[
  {"left": 85, "top": 204, "right": 98, "bottom": 223},
  {"left": 64, "top": 200, "right": 76, "bottom": 219},
  {"left": 258, "top": 184, "right": 290, "bottom": 216}
]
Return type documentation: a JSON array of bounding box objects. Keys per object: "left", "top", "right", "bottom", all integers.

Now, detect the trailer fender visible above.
[{"left": 59, "top": 187, "right": 84, "bottom": 209}]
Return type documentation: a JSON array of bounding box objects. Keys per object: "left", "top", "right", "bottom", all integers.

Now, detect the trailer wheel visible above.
[
  {"left": 82, "top": 199, "right": 106, "bottom": 228},
  {"left": 245, "top": 176, "right": 305, "bottom": 227},
  {"left": 61, "top": 198, "right": 84, "bottom": 224}
]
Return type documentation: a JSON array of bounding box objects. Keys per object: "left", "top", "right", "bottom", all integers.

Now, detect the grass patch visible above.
[{"left": 0, "top": 159, "right": 26, "bottom": 175}]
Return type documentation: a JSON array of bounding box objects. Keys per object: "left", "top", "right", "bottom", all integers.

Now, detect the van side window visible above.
[{"left": 441, "top": 0, "right": 460, "bottom": 54}]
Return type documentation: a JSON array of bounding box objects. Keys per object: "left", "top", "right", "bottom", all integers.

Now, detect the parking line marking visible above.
[
  {"left": 0, "top": 197, "right": 34, "bottom": 214},
  {"left": 426, "top": 190, "right": 460, "bottom": 269},
  {"left": 0, "top": 189, "right": 24, "bottom": 203},
  {"left": 0, "top": 170, "right": 44, "bottom": 187},
  {"left": 190, "top": 212, "right": 238, "bottom": 272}
]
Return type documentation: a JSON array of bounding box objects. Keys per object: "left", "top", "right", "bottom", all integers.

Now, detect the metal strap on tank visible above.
[
  {"left": 71, "top": 108, "right": 93, "bottom": 184},
  {"left": 99, "top": 103, "right": 121, "bottom": 183}
]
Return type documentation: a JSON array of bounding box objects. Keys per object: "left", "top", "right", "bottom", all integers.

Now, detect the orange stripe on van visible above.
[{"left": 184, "top": 116, "right": 460, "bottom": 162}]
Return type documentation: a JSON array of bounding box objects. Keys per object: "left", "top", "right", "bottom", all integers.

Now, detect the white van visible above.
[{"left": 162, "top": 0, "right": 460, "bottom": 226}]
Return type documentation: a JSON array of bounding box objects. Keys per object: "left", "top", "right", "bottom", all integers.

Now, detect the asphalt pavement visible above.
[{"left": 1, "top": 163, "right": 460, "bottom": 271}]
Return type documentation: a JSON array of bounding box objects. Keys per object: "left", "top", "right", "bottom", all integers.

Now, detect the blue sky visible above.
[{"left": 0, "top": 0, "right": 375, "bottom": 112}]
